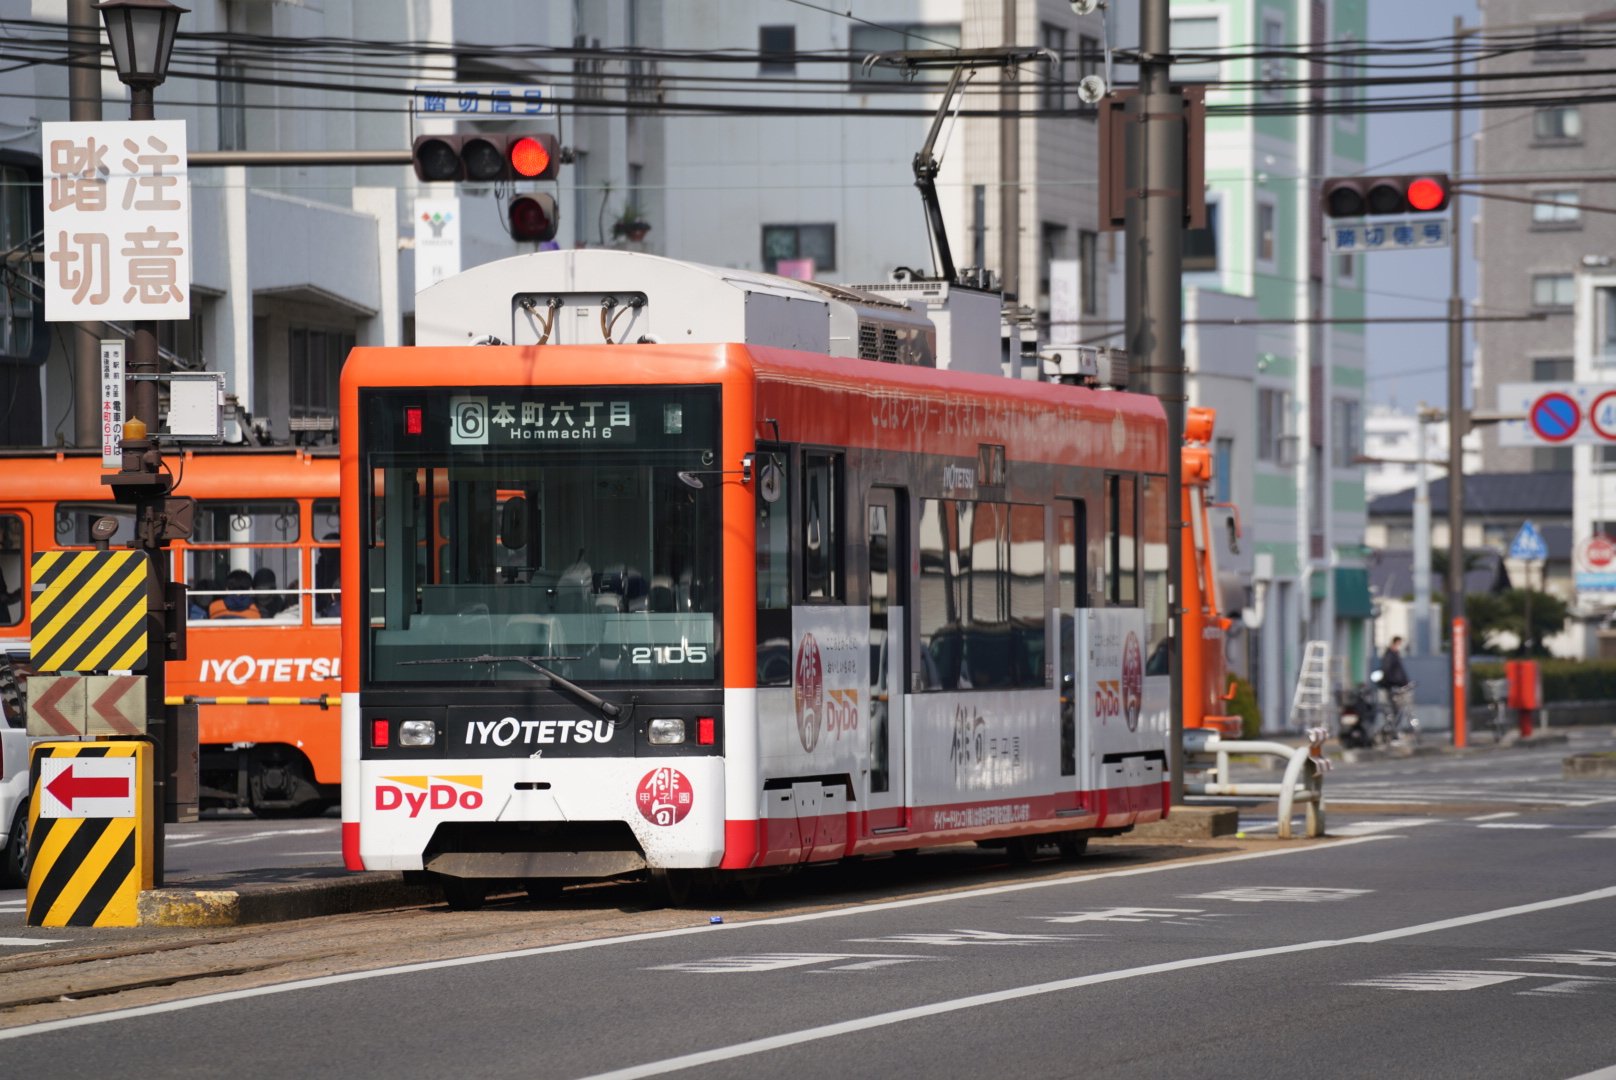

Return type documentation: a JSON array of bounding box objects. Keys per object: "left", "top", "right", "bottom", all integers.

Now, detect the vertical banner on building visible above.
[
  {"left": 100, "top": 338, "right": 124, "bottom": 468},
  {"left": 42, "top": 119, "right": 191, "bottom": 323},
  {"left": 414, "top": 198, "right": 462, "bottom": 292}
]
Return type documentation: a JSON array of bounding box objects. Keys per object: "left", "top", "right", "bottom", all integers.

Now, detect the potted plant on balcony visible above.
[{"left": 612, "top": 204, "right": 651, "bottom": 242}]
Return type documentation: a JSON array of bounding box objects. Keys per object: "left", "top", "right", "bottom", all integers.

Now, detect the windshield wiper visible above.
[{"left": 402, "top": 654, "right": 622, "bottom": 720}]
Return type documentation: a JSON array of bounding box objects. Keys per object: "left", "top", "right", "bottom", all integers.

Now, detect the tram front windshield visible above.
[{"left": 360, "top": 386, "right": 720, "bottom": 686}]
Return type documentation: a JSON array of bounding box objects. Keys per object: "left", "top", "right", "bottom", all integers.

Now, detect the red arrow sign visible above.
[{"left": 46, "top": 764, "right": 131, "bottom": 810}]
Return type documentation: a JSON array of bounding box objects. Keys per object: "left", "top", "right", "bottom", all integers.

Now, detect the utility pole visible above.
[
  {"left": 67, "top": 0, "right": 101, "bottom": 448},
  {"left": 1447, "top": 14, "right": 1469, "bottom": 748},
  {"left": 1125, "top": 0, "right": 1186, "bottom": 801},
  {"left": 998, "top": 0, "right": 1020, "bottom": 299}
]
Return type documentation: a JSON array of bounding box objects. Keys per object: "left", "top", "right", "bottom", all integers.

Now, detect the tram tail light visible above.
[
  {"left": 404, "top": 407, "right": 423, "bottom": 435},
  {"left": 372, "top": 719, "right": 390, "bottom": 748},
  {"left": 697, "top": 717, "right": 716, "bottom": 746}
]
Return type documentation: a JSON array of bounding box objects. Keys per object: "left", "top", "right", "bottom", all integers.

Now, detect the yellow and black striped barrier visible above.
[
  {"left": 164, "top": 695, "right": 336, "bottom": 709},
  {"left": 26, "top": 741, "right": 153, "bottom": 928},
  {"left": 29, "top": 550, "right": 149, "bottom": 673}
]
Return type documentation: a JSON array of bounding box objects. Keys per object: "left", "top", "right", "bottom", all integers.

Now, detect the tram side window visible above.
[
  {"left": 801, "top": 450, "right": 841, "bottom": 602},
  {"left": 1142, "top": 475, "right": 1171, "bottom": 674},
  {"left": 917, "top": 499, "right": 1045, "bottom": 691},
  {"left": 1106, "top": 474, "right": 1138, "bottom": 606},
  {"left": 756, "top": 448, "right": 791, "bottom": 686},
  {"left": 55, "top": 503, "right": 136, "bottom": 548},
  {"left": 0, "top": 514, "right": 22, "bottom": 627},
  {"left": 312, "top": 498, "right": 341, "bottom": 620},
  {"left": 186, "top": 501, "right": 301, "bottom": 621}
]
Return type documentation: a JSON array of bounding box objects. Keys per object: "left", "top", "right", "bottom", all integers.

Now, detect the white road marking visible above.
[
  {"left": 0, "top": 835, "right": 1398, "bottom": 1042},
  {"left": 167, "top": 828, "right": 333, "bottom": 850},
  {"left": 1328, "top": 819, "right": 1436, "bottom": 837},
  {"left": 1181, "top": 886, "right": 1371, "bottom": 904},
  {"left": 1466, "top": 812, "right": 1519, "bottom": 822},
  {"left": 1346, "top": 970, "right": 1527, "bottom": 992},
  {"left": 0, "top": 899, "right": 27, "bottom": 910},
  {"left": 1502, "top": 951, "right": 1616, "bottom": 968},
  {"left": 1577, "top": 828, "right": 1616, "bottom": 839},
  {"left": 1564, "top": 1063, "right": 1616, "bottom": 1079},
  {"left": 570, "top": 886, "right": 1616, "bottom": 1080},
  {"left": 846, "top": 929, "right": 1087, "bottom": 947},
  {"left": 0, "top": 937, "right": 66, "bottom": 947},
  {"left": 1478, "top": 823, "right": 1561, "bottom": 830},
  {"left": 1032, "top": 906, "right": 1204, "bottom": 925},
  {"left": 647, "top": 953, "right": 936, "bottom": 974}
]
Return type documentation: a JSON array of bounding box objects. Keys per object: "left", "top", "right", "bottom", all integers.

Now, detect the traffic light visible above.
[
  {"left": 412, "top": 133, "right": 560, "bottom": 183},
  {"left": 1321, "top": 174, "right": 1451, "bottom": 218},
  {"left": 509, "top": 193, "right": 559, "bottom": 242}
]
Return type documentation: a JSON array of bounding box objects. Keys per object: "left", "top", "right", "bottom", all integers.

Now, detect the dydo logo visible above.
[
  {"left": 793, "top": 633, "right": 824, "bottom": 752},
  {"left": 373, "top": 774, "right": 484, "bottom": 818},
  {"left": 1121, "top": 631, "right": 1144, "bottom": 732}
]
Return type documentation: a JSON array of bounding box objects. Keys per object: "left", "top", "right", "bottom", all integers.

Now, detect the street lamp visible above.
[
  {"left": 97, "top": 0, "right": 188, "bottom": 880},
  {"left": 97, "top": 0, "right": 186, "bottom": 117}
]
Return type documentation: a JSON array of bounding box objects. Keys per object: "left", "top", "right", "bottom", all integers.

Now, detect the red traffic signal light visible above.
[
  {"left": 412, "top": 133, "right": 561, "bottom": 183},
  {"left": 509, "top": 193, "right": 559, "bottom": 242},
  {"left": 1321, "top": 174, "right": 1450, "bottom": 218}
]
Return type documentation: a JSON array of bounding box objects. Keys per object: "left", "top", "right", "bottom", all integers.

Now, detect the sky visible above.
[{"left": 1361, "top": 0, "right": 1482, "bottom": 411}]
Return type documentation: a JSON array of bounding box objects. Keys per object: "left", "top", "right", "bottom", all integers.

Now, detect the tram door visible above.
[{"left": 864, "top": 488, "right": 907, "bottom": 825}]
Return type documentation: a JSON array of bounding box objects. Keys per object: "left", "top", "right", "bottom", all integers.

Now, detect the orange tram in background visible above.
[{"left": 0, "top": 449, "right": 341, "bottom": 814}]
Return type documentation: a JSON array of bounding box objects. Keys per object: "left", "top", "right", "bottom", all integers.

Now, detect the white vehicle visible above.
[{"left": 1, "top": 713, "right": 35, "bottom": 888}]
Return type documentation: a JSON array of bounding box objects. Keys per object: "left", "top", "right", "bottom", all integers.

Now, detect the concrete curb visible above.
[
  {"left": 1563, "top": 753, "right": 1616, "bottom": 780},
  {"left": 138, "top": 872, "right": 438, "bottom": 927},
  {"left": 1131, "top": 805, "right": 1239, "bottom": 840}
]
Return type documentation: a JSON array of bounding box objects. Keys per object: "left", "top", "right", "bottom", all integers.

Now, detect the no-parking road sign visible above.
[{"left": 1498, "top": 381, "right": 1616, "bottom": 447}]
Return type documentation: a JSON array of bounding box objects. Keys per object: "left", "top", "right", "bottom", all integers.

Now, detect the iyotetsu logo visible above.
[
  {"left": 793, "top": 633, "right": 823, "bottom": 752},
  {"left": 1121, "top": 631, "right": 1144, "bottom": 732},
  {"left": 373, "top": 774, "right": 484, "bottom": 817}
]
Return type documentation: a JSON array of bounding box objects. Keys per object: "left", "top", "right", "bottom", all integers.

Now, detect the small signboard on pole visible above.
[
  {"left": 1508, "top": 520, "right": 1549, "bottom": 562},
  {"left": 100, "top": 338, "right": 124, "bottom": 468}
]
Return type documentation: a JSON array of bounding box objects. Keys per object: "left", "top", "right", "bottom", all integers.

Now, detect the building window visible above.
[
  {"left": 1260, "top": 16, "right": 1286, "bottom": 101},
  {"left": 216, "top": 58, "right": 246, "bottom": 150},
  {"left": 1531, "top": 190, "right": 1581, "bottom": 228},
  {"left": 288, "top": 326, "right": 353, "bottom": 419},
  {"left": 1214, "top": 437, "right": 1233, "bottom": 503},
  {"left": 1039, "top": 221, "right": 1070, "bottom": 313},
  {"left": 762, "top": 223, "right": 835, "bottom": 275},
  {"left": 0, "top": 163, "right": 35, "bottom": 360},
  {"left": 1531, "top": 274, "right": 1575, "bottom": 309},
  {"left": 1337, "top": 251, "right": 1356, "bottom": 283},
  {"left": 1533, "top": 356, "right": 1574, "bottom": 382},
  {"left": 1332, "top": 34, "right": 1362, "bottom": 128},
  {"left": 759, "top": 25, "right": 796, "bottom": 74},
  {"left": 1184, "top": 201, "right": 1219, "bottom": 272},
  {"left": 1331, "top": 398, "right": 1363, "bottom": 469},
  {"left": 848, "top": 23, "right": 961, "bottom": 84},
  {"left": 1533, "top": 105, "right": 1582, "bottom": 142},
  {"left": 1078, "top": 35, "right": 1101, "bottom": 114},
  {"left": 1532, "top": 23, "right": 1582, "bottom": 62},
  {"left": 1257, "top": 387, "right": 1291, "bottom": 463},
  {"left": 1170, "top": 16, "right": 1220, "bottom": 83},
  {"left": 1256, "top": 200, "right": 1277, "bottom": 264},
  {"left": 1042, "top": 23, "right": 1069, "bottom": 110},
  {"left": 1078, "top": 229, "right": 1099, "bottom": 316},
  {"left": 1534, "top": 446, "right": 1573, "bottom": 472}
]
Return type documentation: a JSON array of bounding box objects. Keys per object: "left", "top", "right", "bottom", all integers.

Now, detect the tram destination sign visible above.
[{"left": 449, "top": 394, "right": 639, "bottom": 446}]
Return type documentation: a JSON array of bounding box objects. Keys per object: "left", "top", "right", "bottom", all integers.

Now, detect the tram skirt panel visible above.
[{"left": 26, "top": 741, "right": 154, "bottom": 927}]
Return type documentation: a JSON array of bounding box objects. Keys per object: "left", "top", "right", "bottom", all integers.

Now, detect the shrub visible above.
[
  {"left": 1227, "top": 675, "right": 1262, "bottom": 739},
  {"left": 1471, "top": 658, "right": 1616, "bottom": 703}
]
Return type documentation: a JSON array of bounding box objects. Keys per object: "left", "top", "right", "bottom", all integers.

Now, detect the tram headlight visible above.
[
  {"left": 399, "top": 720, "right": 437, "bottom": 747},
  {"left": 648, "top": 718, "right": 686, "bottom": 745}
]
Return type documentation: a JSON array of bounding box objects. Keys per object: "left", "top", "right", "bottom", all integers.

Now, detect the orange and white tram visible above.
[{"left": 341, "top": 250, "right": 1172, "bottom": 905}]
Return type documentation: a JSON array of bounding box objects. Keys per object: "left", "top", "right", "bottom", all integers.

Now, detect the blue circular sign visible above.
[{"left": 1530, "top": 392, "right": 1580, "bottom": 444}]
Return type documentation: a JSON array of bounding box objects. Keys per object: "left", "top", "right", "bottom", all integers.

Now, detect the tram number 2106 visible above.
[{"left": 631, "top": 644, "right": 709, "bottom": 665}]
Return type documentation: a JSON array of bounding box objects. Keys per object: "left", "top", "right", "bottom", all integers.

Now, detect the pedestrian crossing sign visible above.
[{"left": 1508, "top": 520, "right": 1548, "bottom": 562}]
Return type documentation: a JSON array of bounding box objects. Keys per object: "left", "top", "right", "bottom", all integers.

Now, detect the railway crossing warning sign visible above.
[
  {"left": 29, "top": 549, "right": 149, "bottom": 673},
  {"left": 26, "top": 741, "right": 154, "bottom": 927},
  {"left": 26, "top": 673, "right": 148, "bottom": 737}
]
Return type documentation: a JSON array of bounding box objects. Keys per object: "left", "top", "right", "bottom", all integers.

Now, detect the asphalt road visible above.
[{"left": 0, "top": 734, "right": 1613, "bottom": 1079}]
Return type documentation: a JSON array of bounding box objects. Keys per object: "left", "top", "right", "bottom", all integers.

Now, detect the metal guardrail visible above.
[{"left": 1183, "top": 727, "right": 1330, "bottom": 839}]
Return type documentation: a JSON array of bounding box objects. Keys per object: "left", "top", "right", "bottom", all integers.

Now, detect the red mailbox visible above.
[{"left": 1505, "top": 659, "right": 1540, "bottom": 737}]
